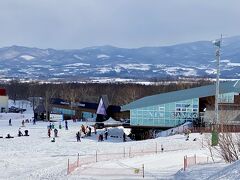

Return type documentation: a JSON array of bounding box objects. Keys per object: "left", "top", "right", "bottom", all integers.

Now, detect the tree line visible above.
[{"left": 1, "top": 80, "right": 212, "bottom": 106}]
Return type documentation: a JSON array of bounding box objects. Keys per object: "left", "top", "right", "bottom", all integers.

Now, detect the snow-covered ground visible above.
[{"left": 0, "top": 100, "right": 238, "bottom": 179}]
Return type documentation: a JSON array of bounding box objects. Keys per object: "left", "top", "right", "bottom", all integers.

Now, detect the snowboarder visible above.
[
  {"left": 51, "top": 137, "right": 55, "bottom": 142},
  {"left": 54, "top": 128, "right": 58, "bottom": 137},
  {"left": 5, "top": 134, "right": 14, "bottom": 139},
  {"left": 24, "top": 130, "right": 29, "bottom": 136},
  {"left": 76, "top": 131, "right": 81, "bottom": 142},
  {"left": 9, "top": 119, "right": 12, "bottom": 126}
]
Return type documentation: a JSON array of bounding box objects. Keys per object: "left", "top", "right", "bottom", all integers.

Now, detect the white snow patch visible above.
[
  {"left": 20, "top": 55, "right": 35, "bottom": 61},
  {"left": 64, "top": 63, "right": 90, "bottom": 67},
  {"left": 97, "top": 54, "right": 110, "bottom": 59},
  {"left": 116, "top": 55, "right": 124, "bottom": 58},
  {"left": 227, "top": 62, "right": 240, "bottom": 67},
  {"left": 117, "top": 64, "right": 151, "bottom": 71}
]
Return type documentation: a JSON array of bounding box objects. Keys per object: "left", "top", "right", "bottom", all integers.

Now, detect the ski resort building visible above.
[
  {"left": 0, "top": 88, "right": 8, "bottom": 112},
  {"left": 121, "top": 81, "right": 240, "bottom": 130}
]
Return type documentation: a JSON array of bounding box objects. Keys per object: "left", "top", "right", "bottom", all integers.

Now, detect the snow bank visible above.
[
  {"left": 208, "top": 160, "right": 240, "bottom": 180},
  {"left": 157, "top": 122, "right": 192, "bottom": 137}
]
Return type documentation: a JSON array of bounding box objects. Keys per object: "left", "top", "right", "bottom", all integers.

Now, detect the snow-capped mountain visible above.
[{"left": 0, "top": 36, "right": 240, "bottom": 81}]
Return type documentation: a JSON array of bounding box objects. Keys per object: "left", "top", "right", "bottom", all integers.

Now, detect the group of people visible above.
[
  {"left": 81, "top": 124, "right": 92, "bottom": 137},
  {"left": 8, "top": 118, "right": 36, "bottom": 126},
  {"left": 5, "top": 119, "right": 30, "bottom": 139},
  {"left": 18, "top": 128, "right": 29, "bottom": 137},
  {"left": 47, "top": 123, "right": 59, "bottom": 139}
]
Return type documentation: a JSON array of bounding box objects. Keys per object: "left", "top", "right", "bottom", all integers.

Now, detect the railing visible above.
[
  {"left": 67, "top": 153, "right": 79, "bottom": 175},
  {"left": 66, "top": 142, "right": 174, "bottom": 175},
  {"left": 190, "top": 124, "right": 240, "bottom": 133},
  {"left": 183, "top": 154, "right": 210, "bottom": 171}
]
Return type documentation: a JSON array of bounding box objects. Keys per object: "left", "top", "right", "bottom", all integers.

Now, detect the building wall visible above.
[
  {"left": 130, "top": 98, "right": 199, "bottom": 128},
  {"left": 0, "top": 96, "right": 9, "bottom": 112}
]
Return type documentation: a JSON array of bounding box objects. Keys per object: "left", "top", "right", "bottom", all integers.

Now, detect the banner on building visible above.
[{"left": 50, "top": 113, "right": 63, "bottom": 121}]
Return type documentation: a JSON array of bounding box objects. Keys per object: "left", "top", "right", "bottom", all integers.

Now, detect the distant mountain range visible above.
[{"left": 0, "top": 36, "right": 240, "bottom": 82}]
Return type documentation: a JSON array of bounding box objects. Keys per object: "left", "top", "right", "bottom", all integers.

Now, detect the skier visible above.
[
  {"left": 48, "top": 128, "right": 51, "bottom": 138},
  {"left": 94, "top": 125, "right": 97, "bottom": 134},
  {"left": 21, "top": 120, "right": 25, "bottom": 127},
  {"left": 104, "top": 128, "right": 108, "bottom": 140},
  {"left": 81, "top": 124, "right": 86, "bottom": 135},
  {"left": 123, "top": 132, "right": 126, "bottom": 142},
  {"left": 88, "top": 127, "right": 92, "bottom": 136},
  {"left": 76, "top": 131, "right": 81, "bottom": 142},
  {"left": 65, "top": 120, "right": 68, "bottom": 130},
  {"left": 9, "top": 119, "right": 12, "bottom": 126},
  {"left": 33, "top": 118, "right": 36, "bottom": 125}
]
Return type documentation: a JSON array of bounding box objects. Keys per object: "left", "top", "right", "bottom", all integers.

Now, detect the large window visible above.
[
  {"left": 130, "top": 98, "right": 199, "bottom": 127},
  {"left": 52, "top": 107, "right": 75, "bottom": 116},
  {"left": 219, "top": 92, "right": 237, "bottom": 103}
]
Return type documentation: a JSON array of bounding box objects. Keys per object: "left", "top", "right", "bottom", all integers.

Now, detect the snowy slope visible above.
[{"left": 0, "top": 100, "right": 232, "bottom": 179}]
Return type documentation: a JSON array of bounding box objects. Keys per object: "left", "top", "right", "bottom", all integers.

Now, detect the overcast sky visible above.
[{"left": 0, "top": 0, "right": 239, "bottom": 49}]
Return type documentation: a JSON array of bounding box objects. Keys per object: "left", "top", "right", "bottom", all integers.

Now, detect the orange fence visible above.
[
  {"left": 67, "top": 153, "right": 79, "bottom": 175},
  {"left": 183, "top": 154, "right": 210, "bottom": 171},
  {"left": 66, "top": 142, "right": 172, "bottom": 175}
]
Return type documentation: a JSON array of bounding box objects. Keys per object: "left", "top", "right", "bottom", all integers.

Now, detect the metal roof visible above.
[{"left": 121, "top": 80, "right": 240, "bottom": 111}]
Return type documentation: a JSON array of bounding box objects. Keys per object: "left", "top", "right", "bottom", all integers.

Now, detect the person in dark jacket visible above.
[
  {"left": 18, "top": 128, "right": 23, "bottom": 137},
  {"left": 104, "top": 128, "right": 108, "bottom": 140},
  {"left": 9, "top": 119, "right": 12, "bottom": 126},
  {"left": 76, "top": 131, "right": 81, "bottom": 142},
  {"left": 65, "top": 120, "right": 68, "bottom": 130},
  {"left": 123, "top": 132, "right": 126, "bottom": 142}
]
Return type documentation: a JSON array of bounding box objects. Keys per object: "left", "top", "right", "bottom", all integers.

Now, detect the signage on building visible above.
[
  {"left": 171, "top": 112, "right": 198, "bottom": 119},
  {"left": 50, "top": 113, "right": 63, "bottom": 121}
]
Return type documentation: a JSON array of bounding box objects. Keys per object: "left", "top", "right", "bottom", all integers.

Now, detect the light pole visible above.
[{"left": 212, "top": 35, "right": 222, "bottom": 146}]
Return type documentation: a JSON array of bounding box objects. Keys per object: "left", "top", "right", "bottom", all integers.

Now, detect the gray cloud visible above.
[{"left": 0, "top": 0, "right": 239, "bottom": 49}]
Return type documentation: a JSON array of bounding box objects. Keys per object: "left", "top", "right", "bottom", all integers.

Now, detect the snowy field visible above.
[{"left": 0, "top": 100, "right": 239, "bottom": 179}]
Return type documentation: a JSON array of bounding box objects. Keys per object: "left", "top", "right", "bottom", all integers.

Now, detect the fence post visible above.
[
  {"left": 96, "top": 150, "right": 98, "bottom": 162},
  {"left": 129, "top": 147, "right": 131, "bottom": 158},
  {"left": 124, "top": 147, "right": 125, "bottom": 158},
  {"left": 184, "top": 156, "right": 187, "bottom": 171},
  {"left": 77, "top": 153, "right": 79, "bottom": 167},
  {"left": 142, "top": 164, "right": 144, "bottom": 178},
  {"left": 202, "top": 138, "right": 204, "bottom": 148},
  {"left": 67, "top": 158, "right": 70, "bottom": 175},
  {"left": 155, "top": 142, "right": 157, "bottom": 154},
  {"left": 194, "top": 154, "right": 197, "bottom": 165}
]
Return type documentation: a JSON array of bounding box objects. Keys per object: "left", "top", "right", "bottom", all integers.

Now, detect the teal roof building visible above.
[{"left": 121, "top": 81, "right": 240, "bottom": 128}]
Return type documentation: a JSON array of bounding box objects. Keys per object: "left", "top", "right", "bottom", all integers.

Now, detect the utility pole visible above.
[
  {"left": 212, "top": 34, "right": 222, "bottom": 146},
  {"left": 214, "top": 34, "right": 222, "bottom": 125}
]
